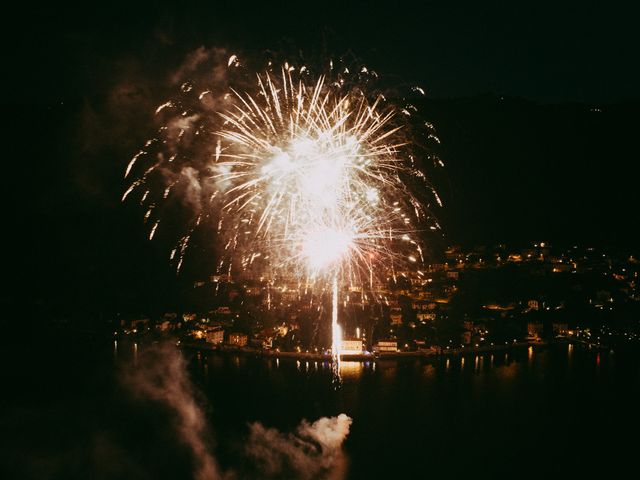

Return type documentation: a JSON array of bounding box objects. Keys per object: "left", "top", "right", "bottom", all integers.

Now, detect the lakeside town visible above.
[{"left": 114, "top": 241, "right": 640, "bottom": 359}]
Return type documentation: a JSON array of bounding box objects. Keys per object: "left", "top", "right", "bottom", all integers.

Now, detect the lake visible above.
[{"left": 2, "top": 338, "right": 639, "bottom": 479}]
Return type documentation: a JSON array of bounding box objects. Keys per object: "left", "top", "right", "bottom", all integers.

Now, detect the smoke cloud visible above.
[
  {"left": 121, "top": 343, "right": 352, "bottom": 480},
  {"left": 246, "top": 414, "right": 352, "bottom": 480},
  {"left": 170, "top": 46, "right": 232, "bottom": 87},
  {"left": 121, "top": 343, "right": 221, "bottom": 480}
]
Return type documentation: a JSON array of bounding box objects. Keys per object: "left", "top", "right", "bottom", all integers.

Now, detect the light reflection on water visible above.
[
  {"left": 118, "top": 341, "right": 616, "bottom": 386},
  {"left": 116, "top": 341, "right": 640, "bottom": 480},
  {"left": 339, "top": 361, "right": 364, "bottom": 379},
  {"left": 568, "top": 343, "right": 573, "bottom": 372},
  {"left": 422, "top": 363, "right": 436, "bottom": 377},
  {"left": 495, "top": 359, "right": 519, "bottom": 380},
  {"left": 245, "top": 343, "right": 613, "bottom": 382}
]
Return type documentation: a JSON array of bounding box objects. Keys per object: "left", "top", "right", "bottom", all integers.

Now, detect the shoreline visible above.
[{"left": 178, "top": 337, "right": 604, "bottom": 362}]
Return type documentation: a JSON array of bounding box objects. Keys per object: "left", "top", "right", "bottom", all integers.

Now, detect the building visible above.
[
  {"left": 412, "top": 302, "right": 431, "bottom": 311},
  {"left": 182, "top": 313, "right": 197, "bottom": 322},
  {"left": 251, "top": 328, "right": 276, "bottom": 349},
  {"left": 341, "top": 339, "right": 363, "bottom": 355},
  {"left": 204, "top": 328, "right": 224, "bottom": 344},
  {"left": 446, "top": 271, "right": 459, "bottom": 280},
  {"left": 120, "top": 317, "right": 150, "bottom": 334},
  {"left": 211, "top": 274, "right": 230, "bottom": 283},
  {"left": 157, "top": 320, "right": 172, "bottom": 332},
  {"left": 527, "top": 300, "right": 540, "bottom": 310},
  {"left": 228, "top": 333, "right": 248, "bottom": 347},
  {"left": 390, "top": 307, "right": 403, "bottom": 325},
  {"left": 553, "top": 322, "right": 568, "bottom": 337},
  {"left": 417, "top": 312, "right": 436, "bottom": 322},
  {"left": 375, "top": 340, "right": 398, "bottom": 353},
  {"left": 527, "top": 321, "right": 544, "bottom": 340}
]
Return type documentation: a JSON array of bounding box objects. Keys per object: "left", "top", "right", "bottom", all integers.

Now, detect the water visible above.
[{"left": 2, "top": 338, "right": 639, "bottom": 479}]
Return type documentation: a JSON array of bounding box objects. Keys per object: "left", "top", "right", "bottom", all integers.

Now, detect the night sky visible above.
[
  {"left": 5, "top": 1, "right": 640, "bottom": 103},
  {"left": 2, "top": 0, "right": 639, "bottom": 315}
]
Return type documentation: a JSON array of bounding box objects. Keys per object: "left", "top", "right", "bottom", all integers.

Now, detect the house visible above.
[
  {"left": 182, "top": 313, "right": 197, "bottom": 322},
  {"left": 375, "top": 340, "right": 398, "bottom": 353},
  {"left": 228, "top": 333, "right": 248, "bottom": 347},
  {"left": 527, "top": 321, "right": 544, "bottom": 340},
  {"left": 390, "top": 308, "right": 403, "bottom": 325},
  {"left": 120, "top": 317, "right": 150, "bottom": 334},
  {"left": 417, "top": 312, "right": 436, "bottom": 322},
  {"left": 204, "top": 328, "right": 224, "bottom": 344},
  {"left": 157, "top": 320, "right": 172, "bottom": 332},
  {"left": 553, "top": 322, "right": 568, "bottom": 337},
  {"left": 341, "top": 339, "right": 363, "bottom": 355}
]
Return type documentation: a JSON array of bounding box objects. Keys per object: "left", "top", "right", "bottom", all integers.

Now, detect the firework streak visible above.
[{"left": 124, "top": 54, "right": 443, "bottom": 356}]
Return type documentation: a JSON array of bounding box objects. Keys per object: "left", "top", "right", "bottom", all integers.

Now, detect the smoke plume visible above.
[
  {"left": 121, "top": 343, "right": 352, "bottom": 480},
  {"left": 246, "top": 414, "right": 352, "bottom": 480},
  {"left": 121, "top": 343, "right": 221, "bottom": 480}
]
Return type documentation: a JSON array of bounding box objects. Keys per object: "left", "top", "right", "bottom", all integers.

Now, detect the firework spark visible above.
[
  {"left": 214, "top": 70, "right": 432, "bottom": 285},
  {"left": 124, "top": 53, "right": 442, "bottom": 361}
]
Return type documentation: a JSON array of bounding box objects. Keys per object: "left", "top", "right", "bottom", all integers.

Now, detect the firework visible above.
[
  {"left": 214, "top": 69, "right": 435, "bottom": 284},
  {"left": 124, "top": 53, "right": 442, "bottom": 361}
]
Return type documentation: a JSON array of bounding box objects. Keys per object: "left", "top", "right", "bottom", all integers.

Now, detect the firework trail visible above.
[{"left": 123, "top": 51, "right": 443, "bottom": 358}]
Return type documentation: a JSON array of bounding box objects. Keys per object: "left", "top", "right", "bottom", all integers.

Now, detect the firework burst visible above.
[
  {"left": 213, "top": 67, "right": 438, "bottom": 284},
  {"left": 124, "top": 52, "right": 443, "bottom": 357}
]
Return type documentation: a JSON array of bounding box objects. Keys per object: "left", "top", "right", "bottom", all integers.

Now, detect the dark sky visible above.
[
  {"left": 2, "top": 0, "right": 639, "bottom": 314},
  {"left": 4, "top": 0, "right": 640, "bottom": 103}
]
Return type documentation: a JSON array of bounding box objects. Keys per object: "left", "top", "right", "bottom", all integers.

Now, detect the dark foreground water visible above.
[{"left": 2, "top": 337, "right": 639, "bottom": 479}]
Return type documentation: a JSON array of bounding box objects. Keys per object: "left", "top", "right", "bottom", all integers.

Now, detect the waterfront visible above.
[{"left": 2, "top": 338, "right": 639, "bottom": 479}]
